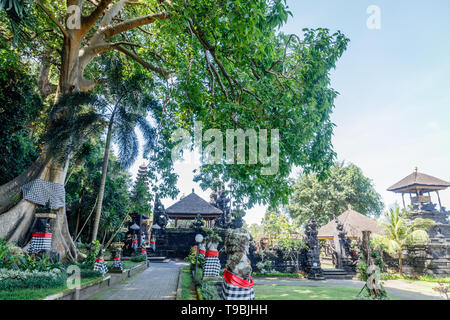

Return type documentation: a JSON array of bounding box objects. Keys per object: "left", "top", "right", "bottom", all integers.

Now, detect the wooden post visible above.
[
  {"left": 175, "top": 218, "right": 178, "bottom": 228},
  {"left": 402, "top": 193, "right": 406, "bottom": 210},
  {"left": 362, "top": 230, "right": 371, "bottom": 264},
  {"left": 436, "top": 191, "right": 442, "bottom": 212}
]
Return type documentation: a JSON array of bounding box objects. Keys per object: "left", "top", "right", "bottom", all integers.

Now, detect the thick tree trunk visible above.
[
  {"left": 91, "top": 117, "right": 115, "bottom": 242},
  {"left": 0, "top": 154, "right": 49, "bottom": 213},
  {"left": 398, "top": 250, "right": 403, "bottom": 275},
  {"left": 0, "top": 158, "right": 79, "bottom": 261}
]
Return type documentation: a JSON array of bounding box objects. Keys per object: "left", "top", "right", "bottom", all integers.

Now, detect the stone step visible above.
[
  {"left": 148, "top": 256, "right": 170, "bottom": 263},
  {"left": 322, "top": 268, "right": 353, "bottom": 280}
]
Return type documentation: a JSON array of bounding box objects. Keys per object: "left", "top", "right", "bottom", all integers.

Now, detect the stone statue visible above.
[
  {"left": 190, "top": 214, "right": 205, "bottom": 229},
  {"left": 230, "top": 206, "right": 246, "bottom": 229},
  {"left": 153, "top": 197, "right": 168, "bottom": 230},
  {"left": 221, "top": 228, "right": 255, "bottom": 300},
  {"left": 211, "top": 187, "right": 232, "bottom": 229},
  {"left": 110, "top": 248, "right": 123, "bottom": 272},
  {"left": 198, "top": 242, "right": 206, "bottom": 259},
  {"left": 94, "top": 248, "right": 108, "bottom": 275},
  {"left": 28, "top": 218, "right": 52, "bottom": 255},
  {"left": 202, "top": 233, "right": 222, "bottom": 278},
  {"left": 303, "top": 217, "right": 324, "bottom": 280}
]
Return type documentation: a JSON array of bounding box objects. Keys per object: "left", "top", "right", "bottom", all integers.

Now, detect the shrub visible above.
[
  {"left": 130, "top": 255, "right": 147, "bottom": 262},
  {"left": 0, "top": 268, "right": 66, "bottom": 290},
  {"left": 83, "top": 240, "right": 101, "bottom": 268},
  {"left": 199, "top": 281, "right": 221, "bottom": 300},
  {"left": 184, "top": 246, "right": 204, "bottom": 270}
]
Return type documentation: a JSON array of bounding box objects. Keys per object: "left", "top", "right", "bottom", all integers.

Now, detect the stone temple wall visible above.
[{"left": 384, "top": 209, "right": 450, "bottom": 276}]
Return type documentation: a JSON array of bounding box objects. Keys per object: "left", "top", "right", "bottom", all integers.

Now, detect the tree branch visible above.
[
  {"left": 81, "top": 0, "right": 114, "bottom": 34},
  {"left": 114, "top": 45, "right": 170, "bottom": 78},
  {"left": 103, "top": 12, "right": 170, "bottom": 40},
  {"left": 35, "top": 0, "right": 69, "bottom": 38}
]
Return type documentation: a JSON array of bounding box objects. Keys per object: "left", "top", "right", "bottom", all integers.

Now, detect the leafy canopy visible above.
[
  {"left": 2, "top": 0, "right": 349, "bottom": 209},
  {"left": 374, "top": 206, "right": 434, "bottom": 255},
  {"left": 288, "top": 162, "right": 384, "bottom": 227}
]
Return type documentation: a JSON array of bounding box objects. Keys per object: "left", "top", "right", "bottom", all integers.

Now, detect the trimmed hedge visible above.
[
  {"left": 198, "top": 281, "right": 221, "bottom": 300},
  {"left": 130, "top": 255, "right": 147, "bottom": 262},
  {"left": 0, "top": 268, "right": 66, "bottom": 290}
]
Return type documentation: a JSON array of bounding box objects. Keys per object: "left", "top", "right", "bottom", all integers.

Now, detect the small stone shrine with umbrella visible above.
[{"left": 387, "top": 167, "right": 450, "bottom": 276}]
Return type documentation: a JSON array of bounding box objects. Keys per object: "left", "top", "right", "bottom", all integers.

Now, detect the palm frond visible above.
[
  {"left": 114, "top": 121, "right": 138, "bottom": 169},
  {"left": 137, "top": 117, "right": 156, "bottom": 158}
]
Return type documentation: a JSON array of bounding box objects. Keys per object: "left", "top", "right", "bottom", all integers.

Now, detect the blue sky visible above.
[{"left": 127, "top": 0, "right": 450, "bottom": 225}]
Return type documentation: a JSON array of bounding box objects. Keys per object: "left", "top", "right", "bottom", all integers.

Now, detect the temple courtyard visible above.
[{"left": 81, "top": 260, "right": 445, "bottom": 300}]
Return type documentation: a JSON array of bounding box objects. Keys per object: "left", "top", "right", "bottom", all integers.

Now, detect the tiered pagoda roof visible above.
[{"left": 387, "top": 168, "right": 450, "bottom": 193}]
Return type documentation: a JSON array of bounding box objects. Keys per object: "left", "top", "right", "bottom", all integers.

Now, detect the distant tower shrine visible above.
[
  {"left": 387, "top": 167, "right": 450, "bottom": 276},
  {"left": 387, "top": 167, "right": 450, "bottom": 212}
]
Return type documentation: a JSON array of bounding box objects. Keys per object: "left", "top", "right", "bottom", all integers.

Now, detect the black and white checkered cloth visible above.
[
  {"left": 221, "top": 278, "right": 255, "bottom": 300},
  {"left": 22, "top": 179, "right": 65, "bottom": 208},
  {"left": 28, "top": 234, "right": 52, "bottom": 254},
  {"left": 203, "top": 256, "right": 221, "bottom": 278},
  {"left": 112, "top": 259, "right": 123, "bottom": 271},
  {"left": 94, "top": 261, "right": 108, "bottom": 275}
]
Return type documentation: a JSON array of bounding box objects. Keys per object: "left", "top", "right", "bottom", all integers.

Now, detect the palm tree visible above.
[
  {"left": 375, "top": 206, "right": 434, "bottom": 275},
  {"left": 90, "top": 56, "right": 159, "bottom": 242}
]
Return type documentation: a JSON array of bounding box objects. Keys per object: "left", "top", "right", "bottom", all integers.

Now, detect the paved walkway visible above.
[
  {"left": 254, "top": 277, "right": 445, "bottom": 300},
  {"left": 89, "top": 261, "right": 188, "bottom": 300}
]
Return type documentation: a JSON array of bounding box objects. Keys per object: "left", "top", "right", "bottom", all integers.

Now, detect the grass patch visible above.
[
  {"left": 105, "top": 260, "right": 145, "bottom": 271},
  {"left": 253, "top": 272, "right": 304, "bottom": 279},
  {"left": 179, "top": 266, "right": 197, "bottom": 300},
  {"left": 254, "top": 284, "right": 400, "bottom": 300},
  {"left": 381, "top": 273, "right": 450, "bottom": 283},
  {"left": 0, "top": 276, "right": 103, "bottom": 300}
]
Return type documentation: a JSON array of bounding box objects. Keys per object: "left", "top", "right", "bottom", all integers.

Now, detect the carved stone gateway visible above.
[{"left": 303, "top": 217, "right": 325, "bottom": 280}]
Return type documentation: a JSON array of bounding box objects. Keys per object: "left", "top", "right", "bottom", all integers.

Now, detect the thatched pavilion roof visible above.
[
  {"left": 387, "top": 169, "right": 450, "bottom": 193},
  {"left": 318, "top": 207, "right": 382, "bottom": 239},
  {"left": 166, "top": 190, "right": 222, "bottom": 220}
]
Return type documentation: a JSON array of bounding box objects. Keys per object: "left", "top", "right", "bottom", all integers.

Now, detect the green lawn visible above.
[
  {"left": 254, "top": 284, "right": 400, "bottom": 300},
  {"left": 0, "top": 276, "right": 103, "bottom": 300},
  {"left": 179, "top": 266, "right": 198, "bottom": 300},
  {"left": 106, "top": 260, "right": 145, "bottom": 270}
]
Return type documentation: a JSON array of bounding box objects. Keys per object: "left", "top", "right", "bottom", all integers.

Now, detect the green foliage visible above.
[
  {"left": 288, "top": 162, "right": 384, "bottom": 226},
  {"left": 83, "top": 241, "right": 102, "bottom": 269},
  {"left": 2, "top": 0, "right": 350, "bottom": 215},
  {"left": 0, "top": 0, "right": 37, "bottom": 46},
  {"left": 0, "top": 37, "right": 42, "bottom": 184},
  {"left": 0, "top": 268, "right": 66, "bottom": 290},
  {"left": 180, "top": 266, "right": 197, "bottom": 300},
  {"left": 41, "top": 92, "right": 107, "bottom": 164},
  {"left": 79, "top": 268, "right": 103, "bottom": 279},
  {"left": 253, "top": 271, "right": 304, "bottom": 278},
  {"left": 198, "top": 281, "right": 221, "bottom": 300},
  {"left": 13, "top": 254, "right": 61, "bottom": 272},
  {"left": 374, "top": 206, "right": 434, "bottom": 274},
  {"left": 432, "top": 282, "right": 449, "bottom": 300},
  {"left": 204, "top": 229, "right": 222, "bottom": 244},
  {"left": 130, "top": 254, "right": 147, "bottom": 262},
  {"left": 65, "top": 138, "right": 132, "bottom": 243},
  {"left": 184, "top": 246, "right": 205, "bottom": 270}
]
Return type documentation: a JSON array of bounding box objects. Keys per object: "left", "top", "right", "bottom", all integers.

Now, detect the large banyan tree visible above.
[{"left": 0, "top": 0, "right": 349, "bottom": 261}]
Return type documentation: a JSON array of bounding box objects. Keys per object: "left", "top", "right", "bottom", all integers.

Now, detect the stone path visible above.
[
  {"left": 89, "top": 260, "right": 188, "bottom": 300},
  {"left": 254, "top": 277, "right": 445, "bottom": 300}
]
